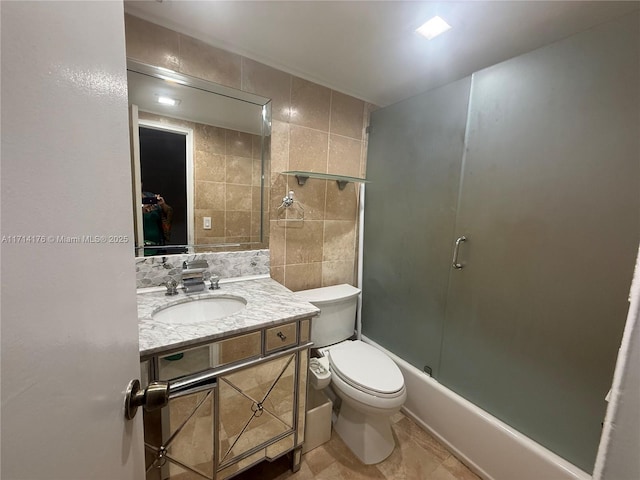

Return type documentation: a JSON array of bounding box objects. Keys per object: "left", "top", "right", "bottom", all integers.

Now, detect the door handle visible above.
[
  {"left": 124, "top": 379, "right": 169, "bottom": 420},
  {"left": 452, "top": 236, "right": 467, "bottom": 270}
]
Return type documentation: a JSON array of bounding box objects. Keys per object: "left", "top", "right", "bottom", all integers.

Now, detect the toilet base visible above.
[{"left": 333, "top": 401, "right": 396, "bottom": 465}]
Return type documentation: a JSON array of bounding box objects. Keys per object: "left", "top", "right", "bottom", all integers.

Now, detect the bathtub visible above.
[{"left": 362, "top": 335, "right": 591, "bottom": 480}]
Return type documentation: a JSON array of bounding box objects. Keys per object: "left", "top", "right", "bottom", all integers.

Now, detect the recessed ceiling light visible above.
[
  {"left": 156, "top": 95, "right": 181, "bottom": 106},
  {"left": 416, "top": 16, "right": 452, "bottom": 40}
]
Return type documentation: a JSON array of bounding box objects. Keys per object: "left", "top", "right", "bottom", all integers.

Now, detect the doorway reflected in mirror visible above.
[
  {"left": 140, "top": 125, "right": 189, "bottom": 256},
  {"left": 138, "top": 112, "right": 263, "bottom": 251}
]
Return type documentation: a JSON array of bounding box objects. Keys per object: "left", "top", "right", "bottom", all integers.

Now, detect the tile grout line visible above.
[
  {"left": 282, "top": 74, "right": 293, "bottom": 287},
  {"left": 322, "top": 91, "right": 335, "bottom": 286}
]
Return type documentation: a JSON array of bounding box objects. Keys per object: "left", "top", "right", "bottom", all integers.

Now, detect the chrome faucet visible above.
[
  {"left": 209, "top": 275, "right": 220, "bottom": 290},
  {"left": 181, "top": 259, "right": 208, "bottom": 294}
]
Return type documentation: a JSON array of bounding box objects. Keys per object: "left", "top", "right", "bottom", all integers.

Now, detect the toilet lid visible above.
[{"left": 329, "top": 341, "right": 404, "bottom": 395}]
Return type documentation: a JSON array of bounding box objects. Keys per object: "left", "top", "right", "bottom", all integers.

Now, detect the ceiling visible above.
[{"left": 123, "top": 1, "right": 639, "bottom": 107}]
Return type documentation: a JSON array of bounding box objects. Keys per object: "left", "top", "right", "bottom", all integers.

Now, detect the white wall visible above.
[
  {"left": 1, "top": 2, "right": 144, "bottom": 478},
  {"left": 594, "top": 246, "right": 640, "bottom": 480}
]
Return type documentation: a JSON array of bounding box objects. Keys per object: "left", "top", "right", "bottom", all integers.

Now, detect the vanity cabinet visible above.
[{"left": 141, "top": 318, "right": 311, "bottom": 480}]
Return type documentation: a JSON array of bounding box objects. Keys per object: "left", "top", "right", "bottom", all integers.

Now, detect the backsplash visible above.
[{"left": 136, "top": 249, "right": 270, "bottom": 288}]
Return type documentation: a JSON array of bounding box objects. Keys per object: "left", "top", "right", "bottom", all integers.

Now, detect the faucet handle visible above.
[
  {"left": 209, "top": 275, "right": 220, "bottom": 290},
  {"left": 183, "top": 259, "right": 209, "bottom": 271},
  {"left": 165, "top": 279, "right": 179, "bottom": 296}
]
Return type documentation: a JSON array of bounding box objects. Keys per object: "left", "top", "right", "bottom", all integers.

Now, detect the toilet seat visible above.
[{"left": 328, "top": 340, "right": 405, "bottom": 398}]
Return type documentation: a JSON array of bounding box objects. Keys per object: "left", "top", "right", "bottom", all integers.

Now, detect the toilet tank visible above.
[{"left": 294, "top": 284, "right": 361, "bottom": 348}]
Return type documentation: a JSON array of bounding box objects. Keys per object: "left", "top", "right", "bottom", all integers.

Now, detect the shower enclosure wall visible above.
[{"left": 362, "top": 13, "right": 639, "bottom": 473}]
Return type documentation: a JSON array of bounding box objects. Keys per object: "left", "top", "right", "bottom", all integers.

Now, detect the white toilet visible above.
[{"left": 294, "top": 284, "right": 406, "bottom": 465}]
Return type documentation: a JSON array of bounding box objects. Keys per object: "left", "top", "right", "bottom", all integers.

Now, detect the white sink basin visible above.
[{"left": 152, "top": 296, "right": 247, "bottom": 324}]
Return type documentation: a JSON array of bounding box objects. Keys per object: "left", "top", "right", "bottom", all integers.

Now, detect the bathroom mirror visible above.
[{"left": 126, "top": 60, "right": 271, "bottom": 256}]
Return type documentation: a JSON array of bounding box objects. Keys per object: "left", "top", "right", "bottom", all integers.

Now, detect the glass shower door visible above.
[
  {"left": 440, "top": 15, "right": 639, "bottom": 471},
  {"left": 362, "top": 77, "right": 471, "bottom": 376}
]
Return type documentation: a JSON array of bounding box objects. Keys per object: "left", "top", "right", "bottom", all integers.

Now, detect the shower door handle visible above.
[{"left": 452, "top": 236, "right": 467, "bottom": 270}]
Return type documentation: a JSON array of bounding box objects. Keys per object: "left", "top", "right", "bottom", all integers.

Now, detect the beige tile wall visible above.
[
  {"left": 138, "top": 111, "right": 263, "bottom": 247},
  {"left": 125, "top": 14, "right": 374, "bottom": 290}
]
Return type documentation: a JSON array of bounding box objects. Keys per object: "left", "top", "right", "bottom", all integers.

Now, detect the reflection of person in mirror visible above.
[{"left": 142, "top": 188, "right": 173, "bottom": 256}]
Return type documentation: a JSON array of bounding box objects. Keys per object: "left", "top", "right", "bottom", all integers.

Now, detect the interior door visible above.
[
  {"left": 440, "top": 14, "right": 640, "bottom": 472},
  {"left": 1, "top": 2, "right": 145, "bottom": 479}
]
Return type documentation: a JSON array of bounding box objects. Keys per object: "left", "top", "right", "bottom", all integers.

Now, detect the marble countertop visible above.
[{"left": 138, "top": 277, "right": 319, "bottom": 358}]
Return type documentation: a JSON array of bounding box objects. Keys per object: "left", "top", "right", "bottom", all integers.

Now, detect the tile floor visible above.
[{"left": 233, "top": 411, "right": 481, "bottom": 480}]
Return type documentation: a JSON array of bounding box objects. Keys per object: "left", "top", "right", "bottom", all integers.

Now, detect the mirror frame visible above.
[{"left": 126, "top": 59, "right": 272, "bottom": 256}]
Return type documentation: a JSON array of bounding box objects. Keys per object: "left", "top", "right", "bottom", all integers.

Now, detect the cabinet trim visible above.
[{"left": 169, "top": 341, "right": 313, "bottom": 399}]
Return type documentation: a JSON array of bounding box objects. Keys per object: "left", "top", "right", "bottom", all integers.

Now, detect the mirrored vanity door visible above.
[
  {"left": 144, "top": 388, "right": 216, "bottom": 480},
  {"left": 217, "top": 353, "right": 297, "bottom": 479}
]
